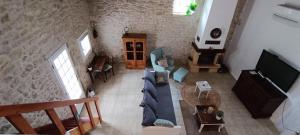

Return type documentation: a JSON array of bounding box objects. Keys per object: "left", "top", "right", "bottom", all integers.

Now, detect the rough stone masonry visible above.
[
  {"left": 88, "top": 0, "right": 202, "bottom": 64},
  {"left": 0, "top": 0, "right": 92, "bottom": 133}
]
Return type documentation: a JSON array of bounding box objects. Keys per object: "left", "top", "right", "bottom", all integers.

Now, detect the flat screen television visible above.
[{"left": 256, "top": 50, "right": 299, "bottom": 93}]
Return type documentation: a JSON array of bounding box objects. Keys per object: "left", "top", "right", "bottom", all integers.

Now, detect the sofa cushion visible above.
[
  {"left": 140, "top": 91, "right": 158, "bottom": 113},
  {"left": 144, "top": 70, "right": 156, "bottom": 85},
  {"left": 154, "top": 119, "right": 175, "bottom": 127},
  {"left": 173, "top": 67, "right": 189, "bottom": 83},
  {"left": 155, "top": 72, "right": 169, "bottom": 85},
  {"left": 144, "top": 80, "right": 158, "bottom": 101},
  {"left": 155, "top": 84, "right": 177, "bottom": 125},
  {"left": 157, "top": 57, "right": 168, "bottom": 67},
  {"left": 142, "top": 104, "right": 157, "bottom": 126}
]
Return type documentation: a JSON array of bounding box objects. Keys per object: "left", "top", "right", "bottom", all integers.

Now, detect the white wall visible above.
[
  {"left": 195, "top": 0, "right": 238, "bottom": 49},
  {"left": 225, "top": 0, "right": 300, "bottom": 134}
]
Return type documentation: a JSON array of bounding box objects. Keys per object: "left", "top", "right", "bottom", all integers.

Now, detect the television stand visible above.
[{"left": 232, "top": 70, "right": 287, "bottom": 118}]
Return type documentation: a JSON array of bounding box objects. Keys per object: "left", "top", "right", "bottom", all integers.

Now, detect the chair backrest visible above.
[
  {"left": 151, "top": 48, "right": 164, "bottom": 58},
  {"left": 150, "top": 48, "right": 164, "bottom": 66}
]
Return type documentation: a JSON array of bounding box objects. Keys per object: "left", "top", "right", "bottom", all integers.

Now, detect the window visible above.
[
  {"left": 50, "top": 45, "right": 84, "bottom": 100},
  {"left": 173, "top": 0, "right": 197, "bottom": 16},
  {"left": 49, "top": 45, "right": 84, "bottom": 112},
  {"left": 79, "top": 31, "right": 92, "bottom": 58}
]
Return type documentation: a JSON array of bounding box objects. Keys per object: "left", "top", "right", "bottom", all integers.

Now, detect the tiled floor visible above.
[{"left": 86, "top": 65, "right": 279, "bottom": 135}]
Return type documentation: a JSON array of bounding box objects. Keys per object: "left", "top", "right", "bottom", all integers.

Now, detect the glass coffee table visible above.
[{"left": 193, "top": 105, "right": 225, "bottom": 133}]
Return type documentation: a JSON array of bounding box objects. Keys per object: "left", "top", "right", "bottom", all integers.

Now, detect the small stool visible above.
[
  {"left": 194, "top": 81, "right": 212, "bottom": 99},
  {"left": 173, "top": 67, "right": 189, "bottom": 83}
]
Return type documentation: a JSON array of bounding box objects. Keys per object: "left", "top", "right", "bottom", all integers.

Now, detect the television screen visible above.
[
  {"left": 256, "top": 50, "right": 278, "bottom": 76},
  {"left": 256, "top": 50, "right": 299, "bottom": 92},
  {"left": 266, "top": 58, "right": 299, "bottom": 92}
]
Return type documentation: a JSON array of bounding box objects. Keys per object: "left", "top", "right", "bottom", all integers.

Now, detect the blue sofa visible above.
[
  {"left": 150, "top": 48, "right": 175, "bottom": 73},
  {"left": 140, "top": 70, "right": 177, "bottom": 126}
]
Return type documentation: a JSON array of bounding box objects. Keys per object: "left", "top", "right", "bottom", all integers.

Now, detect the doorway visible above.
[{"left": 49, "top": 45, "right": 85, "bottom": 112}]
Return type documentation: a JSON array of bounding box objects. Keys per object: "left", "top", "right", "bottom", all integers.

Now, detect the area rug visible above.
[
  {"left": 180, "top": 100, "right": 228, "bottom": 135},
  {"left": 180, "top": 84, "right": 221, "bottom": 108}
]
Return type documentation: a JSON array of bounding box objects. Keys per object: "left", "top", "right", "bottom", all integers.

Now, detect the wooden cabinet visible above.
[
  {"left": 122, "top": 33, "right": 147, "bottom": 69},
  {"left": 232, "top": 70, "right": 287, "bottom": 118}
]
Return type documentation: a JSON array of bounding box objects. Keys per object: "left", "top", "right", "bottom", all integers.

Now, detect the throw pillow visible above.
[
  {"left": 144, "top": 80, "right": 158, "bottom": 101},
  {"left": 155, "top": 72, "right": 169, "bottom": 85},
  {"left": 153, "top": 119, "right": 175, "bottom": 127},
  {"left": 157, "top": 57, "right": 168, "bottom": 67},
  {"left": 144, "top": 70, "right": 156, "bottom": 85},
  {"left": 142, "top": 105, "right": 157, "bottom": 126},
  {"left": 140, "top": 91, "right": 158, "bottom": 113}
]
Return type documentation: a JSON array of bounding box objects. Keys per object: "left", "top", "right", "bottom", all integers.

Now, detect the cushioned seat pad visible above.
[{"left": 155, "top": 84, "right": 177, "bottom": 125}]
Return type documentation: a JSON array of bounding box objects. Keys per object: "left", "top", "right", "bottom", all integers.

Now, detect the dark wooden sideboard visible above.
[{"left": 232, "top": 70, "right": 287, "bottom": 118}]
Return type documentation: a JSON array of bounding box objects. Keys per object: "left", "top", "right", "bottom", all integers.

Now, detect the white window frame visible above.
[
  {"left": 48, "top": 44, "right": 85, "bottom": 112},
  {"left": 78, "top": 30, "right": 92, "bottom": 60}
]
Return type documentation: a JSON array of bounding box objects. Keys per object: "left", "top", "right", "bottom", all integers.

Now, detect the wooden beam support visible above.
[
  {"left": 5, "top": 114, "right": 36, "bottom": 134},
  {"left": 45, "top": 109, "right": 66, "bottom": 135},
  {"left": 0, "top": 97, "right": 102, "bottom": 135},
  {"left": 70, "top": 105, "right": 84, "bottom": 135},
  {"left": 0, "top": 96, "right": 99, "bottom": 117},
  {"left": 85, "top": 102, "right": 96, "bottom": 128},
  {"left": 94, "top": 100, "right": 103, "bottom": 123}
]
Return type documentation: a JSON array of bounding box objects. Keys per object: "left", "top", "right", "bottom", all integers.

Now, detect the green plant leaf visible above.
[
  {"left": 189, "top": 2, "right": 198, "bottom": 11},
  {"left": 185, "top": 9, "right": 192, "bottom": 16}
]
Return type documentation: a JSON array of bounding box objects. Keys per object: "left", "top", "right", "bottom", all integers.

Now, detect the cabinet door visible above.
[
  {"left": 135, "top": 41, "right": 144, "bottom": 51},
  {"left": 123, "top": 39, "right": 136, "bottom": 68},
  {"left": 250, "top": 84, "right": 267, "bottom": 109},
  {"left": 134, "top": 39, "right": 146, "bottom": 68},
  {"left": 125, "top": 40, "right": 134, "bottom": 51}
]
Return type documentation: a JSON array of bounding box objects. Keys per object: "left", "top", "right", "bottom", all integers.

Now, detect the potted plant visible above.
[
  {"left": 216, "top": 111, "right": 224, "bottom": 120},
  {"left": 186, "top": 1, "right": 198, "bottom": 16}
]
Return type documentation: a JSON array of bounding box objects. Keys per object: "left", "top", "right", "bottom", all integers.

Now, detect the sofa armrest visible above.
[
  {"left": 155, "top": 66, "right": 167, "bottom": 72},
  {"left": 142, "top": 126, "right": 181, "bottom": 135}
]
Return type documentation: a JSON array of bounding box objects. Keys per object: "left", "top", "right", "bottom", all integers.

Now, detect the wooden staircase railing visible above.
[{"left": 0, "top": 96, "right": 102, "bottom": 135}]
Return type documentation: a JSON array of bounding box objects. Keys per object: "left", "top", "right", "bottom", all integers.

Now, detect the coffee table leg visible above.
[{"left": 198, "top": 124, "right": 204, "bottom": 133}]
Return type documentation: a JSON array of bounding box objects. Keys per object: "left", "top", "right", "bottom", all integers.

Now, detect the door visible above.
[
  {"left": 135, "top": 39, "right": 146, "bottom": 68},
  {"left": 123, "top": 38, "right": 136, "bottom": 68},
  {"left": 49, "top": 45, "right": 85, "bottom": 113}
]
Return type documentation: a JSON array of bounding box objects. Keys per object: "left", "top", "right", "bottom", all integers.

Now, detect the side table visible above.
[{"left": 194, "top": 81, "right": 212, "bottom": 99}]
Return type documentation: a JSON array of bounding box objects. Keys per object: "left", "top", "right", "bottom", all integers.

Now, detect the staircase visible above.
[{"left": 0, "top": 96, "right": 102, "bottom": 135}]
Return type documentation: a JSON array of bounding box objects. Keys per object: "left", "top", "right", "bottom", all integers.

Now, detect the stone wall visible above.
[
  {"left": 0, "top": 0, "right": 93, "bottom": 133},
  {"left": 88, "top": 0, "right": 202, "bottom": 64}
]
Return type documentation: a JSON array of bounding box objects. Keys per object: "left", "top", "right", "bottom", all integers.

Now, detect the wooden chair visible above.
[
  {"left": 87, "top": 55, "right": 109, "bottom": 83},
  {"left": 103, "top": 56, "right": 115, "bottom": 80}
]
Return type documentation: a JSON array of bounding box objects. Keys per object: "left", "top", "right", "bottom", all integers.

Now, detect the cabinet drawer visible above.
[
  {"left": 126, "top": 61, "right": 136, "bottom": 68},
  {"left": 136, "top": 60, "right": 145, "bottom": 69}
]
